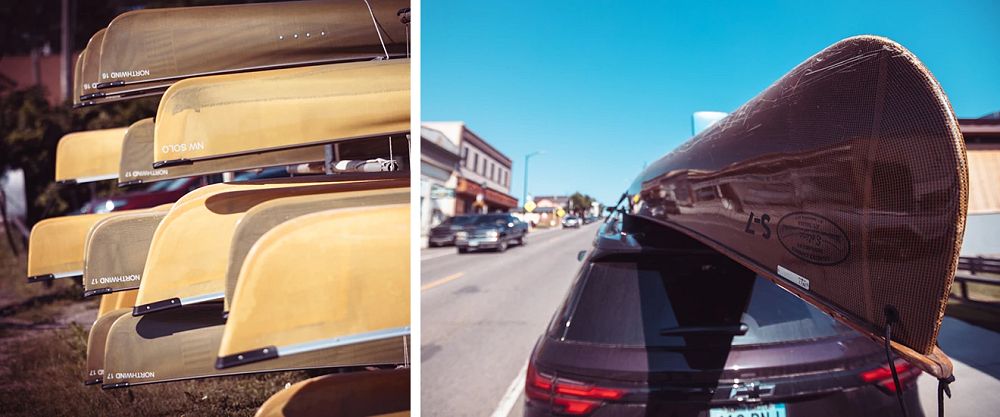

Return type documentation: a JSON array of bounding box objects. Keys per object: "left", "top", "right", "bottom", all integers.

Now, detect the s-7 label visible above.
[{"left": 744, "top": 212, "right": 771, "bottom": 239}]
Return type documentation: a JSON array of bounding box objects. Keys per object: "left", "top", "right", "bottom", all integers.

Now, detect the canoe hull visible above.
[{"left": 626, "top": 36, "right": 965, "bottom": 378}]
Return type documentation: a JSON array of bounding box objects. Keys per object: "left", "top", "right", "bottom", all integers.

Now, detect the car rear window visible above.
[
  {"left": 562, "top": 260, "right": 849, "bottom": 347},
  {"left": 450, "top": 216, "right": 477, "bottom": 225},
  {"left": 473, "top": 214, "right": 508, "bottom": 224}
]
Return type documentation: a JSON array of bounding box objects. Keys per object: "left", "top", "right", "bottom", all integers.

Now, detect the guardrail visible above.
[
  {"left": 952, "top": 256, "right": 1000, "bottom": 309},
  {"left": 958, "top": 256, "right": 1000, "bottom": 275}
]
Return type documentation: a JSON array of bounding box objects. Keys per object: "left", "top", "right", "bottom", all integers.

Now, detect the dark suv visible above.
[
  {"left": 524, "top": 214, "right": 922, "bottom": 417},
  {"left": 428, "top": 215, "right": 477, "bottom": 247},
  {"left": 454, "top": 213, "right": 529, "bottom": 253}
]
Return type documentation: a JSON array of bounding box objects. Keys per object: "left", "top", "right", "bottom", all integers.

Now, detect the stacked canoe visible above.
[{"left": 30, "top": 0, "right": 412, "bottom": 414}]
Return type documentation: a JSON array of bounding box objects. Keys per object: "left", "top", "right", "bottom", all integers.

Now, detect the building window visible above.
[
  {"left": 473, "top": 153, "right": 478, "bottom": 172},
  {"left": 462, "top": 146, "right": 469, "bottom": 166}
]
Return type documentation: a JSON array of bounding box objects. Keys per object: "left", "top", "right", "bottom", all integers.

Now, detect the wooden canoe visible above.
[{"left": 625, "top": 36, "right": 964, "bottom": 378}]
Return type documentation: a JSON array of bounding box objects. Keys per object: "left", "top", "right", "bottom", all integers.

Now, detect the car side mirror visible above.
[{"left": 577, "top": 250, "right": 587, "bottom": 262}]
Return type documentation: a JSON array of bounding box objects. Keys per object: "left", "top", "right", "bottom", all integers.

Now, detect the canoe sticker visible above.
[
  {"left": 776, "top": 212, "right": 850, "bottom": 265},
  {"left": 777, "top": 265, "right": 810, "bottom": 290}
]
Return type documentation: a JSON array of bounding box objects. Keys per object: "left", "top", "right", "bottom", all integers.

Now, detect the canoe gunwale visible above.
[
  {"left": 94, "top": 54, "right": 409, "bottom": 91},
  {"left": 151, "top": 131, "right": 410, "bottom": 169},
  {"left": 216, "top": 326, "right": 411, "bottom": 369}
]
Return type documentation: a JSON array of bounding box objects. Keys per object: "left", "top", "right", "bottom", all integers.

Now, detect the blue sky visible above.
[{"left": 422, "top": 0, "right": 1000, "bottom": 205}]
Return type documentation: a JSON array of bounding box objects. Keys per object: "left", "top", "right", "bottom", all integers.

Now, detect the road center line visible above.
[
  {"left": 421, "top": 272, "right": 465, "bottom": 292},
  {"left": 490, "top": 360, "right": 528, "bottom": 417},
  {"left": 420, "top": 226, "right": 567, "bottom": 262}
]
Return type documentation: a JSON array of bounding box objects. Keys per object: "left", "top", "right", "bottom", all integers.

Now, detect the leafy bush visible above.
[{"left": 0, "top": 82, "right": 157, "bottom": 225}]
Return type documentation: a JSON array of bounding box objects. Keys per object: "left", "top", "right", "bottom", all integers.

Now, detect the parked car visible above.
[
  {"left": 562, "top": 215, "right": 581, "bottom": 228},
  {"left": 584, "top": 215, "right": 599, "bottom": 224},
  {"left": 454, "top": 213, "right": 528, "bottom": 253},
  {"left": 76, "top": 177, "right": 208, "bottom": 214},
  {"left": 524, "top": 215, "right": 922, "bottom": 417},
  {"left": 428, "top": 215, "right": 477, "bottom": 247}
]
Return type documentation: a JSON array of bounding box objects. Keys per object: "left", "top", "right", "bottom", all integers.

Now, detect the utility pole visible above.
[
  {"left": 60, "top": 0, "right": 74, "bottom": 102},
  {"left": 522, "top": 151, "right": 543, "bottom": 207}
]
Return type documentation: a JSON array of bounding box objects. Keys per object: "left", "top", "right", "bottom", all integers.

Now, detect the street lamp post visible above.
[{"left": 523, "top": 151, "right": 544, "bottom": 207}]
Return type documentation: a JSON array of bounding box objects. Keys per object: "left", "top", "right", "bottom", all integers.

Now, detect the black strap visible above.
[
  {"left": 937, "top": 374, "right": 954, "bottom": 417},
  {"left": 883, "top": 319, "right": 908, "bottom": 417}
]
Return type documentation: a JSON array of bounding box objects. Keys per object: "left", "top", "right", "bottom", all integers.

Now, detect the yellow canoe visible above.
[
  {"left": 72, "top": 49, "right": 85, "bottom": 108},
  {"left": 152, "top": 59, "right": 409, "bottom": 168},
  {"left": 55, "top": 128, "right": 128, "bottom": 184},
  {"left": 217, "top": 204, "right": 409, "bottom": 369},
  {"left": 87, "top": 289, "right": 137, "bottom": 386},
  {"left": 118, "top": 118, "right": 325, "bottom": 186},
  {"left": 102, "top": 303, "right": 407, "bottom": 388},
  {"left": 86, "top": 309, "right": 131, "bottom": 386},
  {"left": 29, "top": 206, "right": 165, "bottom": 283},
  {"left": 29, "top": 212, "right": 117, "bottom": 282},
  {"left": 95, "top": 289, "right": 138, "bottom": 319},
  {"left": 75, "top": 28, "right": 166, "bottom": 106},
  {"left": 134, "top": 177, "right": 408, "bottom": 315},
  {"left": 255, "top": 369, "right": 409, "bottom": 417},
  {"left": 97, "top": 0, "right": 408, "bottom": 89},
  {"left": 82, "top": 206, "right": 170, "bottom": 297},
  {"left": 75, "top": 28, "right": 102, "bottom": 106},
  {"left": 223, "top": 187, "right": 410, "bottom": 312}
]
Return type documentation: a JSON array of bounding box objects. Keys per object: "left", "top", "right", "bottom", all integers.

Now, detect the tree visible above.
[
  {"left": 567, "top": 192, "right": 597, "bottom": 216},
  {"left": 0, "top": 80, "right": 158, "bottom": 227}
]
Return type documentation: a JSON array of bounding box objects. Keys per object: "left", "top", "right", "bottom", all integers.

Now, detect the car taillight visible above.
[
  {"left": 526, "top": 363, "right": 626, "bottom": 415},
  {"left": 860, "top": 358, "right": 922, "bottom": 394}
]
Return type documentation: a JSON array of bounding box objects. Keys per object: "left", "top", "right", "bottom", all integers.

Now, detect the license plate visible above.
[
  {"left": 709, "top": 403, "right": 786, "bottom": 417},
  {"left": 468, "top": 241, "right": 479, "bottom": 247}
]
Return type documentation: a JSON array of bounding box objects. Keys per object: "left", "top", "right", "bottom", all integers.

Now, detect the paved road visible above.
[
  {"left": 420, "top": 223, "right": 599, "bottom": 416},
  {"left": 420, "top": 222, "right": 1000, "bottom": 417}
]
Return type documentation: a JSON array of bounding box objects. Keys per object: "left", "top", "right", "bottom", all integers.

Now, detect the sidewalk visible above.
[{"left": 917, "top": 316, "right": 1000, "bottom": 416}]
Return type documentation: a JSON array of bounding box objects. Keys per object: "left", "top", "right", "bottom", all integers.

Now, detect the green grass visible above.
[
  {"left": 0, "top": 230, "right": 312, "bottom": 416},
  {"left": 0, "top": 325, "right": 311, "bottom": 417},
  {"left": 0, "top": 231, "right": 79, "bottom": 312}
]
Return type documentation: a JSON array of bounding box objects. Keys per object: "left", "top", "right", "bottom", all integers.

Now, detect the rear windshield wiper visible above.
[{"left": 659, "top": 323, "right": 749, "bottom": 336}]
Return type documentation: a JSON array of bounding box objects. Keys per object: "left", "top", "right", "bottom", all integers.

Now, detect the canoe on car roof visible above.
[
  {"left": 87, "top": 290, "right": 137, "bottom": 386},
  {"left": 223, "top": 187, "right": 410, "bottom": 312},
  {"left": 217, "top": 204, "right": 409, "bottom": 369},
  {"left": 133, "top": 176, "right": 409, "bottom": 315},
  {"left": 55, "top": 128, "right": 128, "bottom": 184},
  {"left": 96, "top": 0, "right": 408, "bottom": 90},
  {"left": 117, "top": 118, "right": 326, "bottom": 186},
  {"left": 82, "top": 205, "right": 171, "bottom": 297},
  {"left": 254, "top": 369, "right": 410, "bottom": 417},
  {"left": 152, "top": 59, "right": 409, "bottom": 168},
  {"left": 624, "top": 36, "right": 963, "bottom": 378},
  {"left": 101, "top": 303, "right": 408, "bottom": 389}
]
